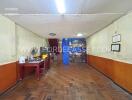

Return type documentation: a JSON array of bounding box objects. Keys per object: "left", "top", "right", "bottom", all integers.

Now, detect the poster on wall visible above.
[
  {"left": 112, "top": 34, "right": 121, "bottom": 43},
  {"left": 111, "top": 44, "right": 121, "bottom": 52}
]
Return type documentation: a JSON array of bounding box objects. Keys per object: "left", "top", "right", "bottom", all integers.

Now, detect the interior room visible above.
[{"left": 0, "top": 0, "right": 132, "bottom": 99}]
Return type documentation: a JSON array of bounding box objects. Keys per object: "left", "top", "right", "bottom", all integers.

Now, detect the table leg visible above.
[
  {"left": 36, "top": 65, "right": 40, "bottom": 80},
  {"left": 19, "top": 65, "right": 24, "bottom": 80}
]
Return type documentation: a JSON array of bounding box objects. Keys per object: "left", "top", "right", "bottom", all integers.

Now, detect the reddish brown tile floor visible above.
[{"left": 0, "top": 63, "right": 132, "bottom": 100}]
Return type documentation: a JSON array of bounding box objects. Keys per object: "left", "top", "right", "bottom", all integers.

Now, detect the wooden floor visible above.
[{"left": 1, "top": 63, "right": 132, "bottom": 100}]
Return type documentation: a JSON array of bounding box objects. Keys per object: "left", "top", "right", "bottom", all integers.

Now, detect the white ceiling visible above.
[
  {"left": 1, "top": 0, "right": 132, "bottom": 14},
  {"left": 1, "top": 0, "right": 132, "bottom": 38},
  {"left": 6, "top": 14, "right": 122, "bottom": 38}
]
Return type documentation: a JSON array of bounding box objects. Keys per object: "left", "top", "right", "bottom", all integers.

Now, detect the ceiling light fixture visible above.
[
  {"left": 77, "top": 33, "right": 83, "bottom": 37},
  {"left": 55, "top": 0, "right": 66, "bottom": 14},
  {"left": 49, "top": 33, "right": 56, "bottom": 36}
]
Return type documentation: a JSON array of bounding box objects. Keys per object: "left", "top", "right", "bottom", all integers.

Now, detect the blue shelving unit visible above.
[{"left": 62, "top": 38, "right": 86, "bottom": 65}]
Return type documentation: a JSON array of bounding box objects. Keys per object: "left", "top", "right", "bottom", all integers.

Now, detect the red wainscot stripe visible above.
[
  {"left": 87, "top": 55, "right": 132, "bottom": 93},
  {"left": 0, "top": 62, "right": 18, "bottom": 94}
]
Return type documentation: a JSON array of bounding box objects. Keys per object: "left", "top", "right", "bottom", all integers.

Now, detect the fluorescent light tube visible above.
[
  {"left": 77, "top": 33, "right": 83, "bottom": 37},
  {"left": 55, "top": 0, "right": 66, "bottom": 14}
]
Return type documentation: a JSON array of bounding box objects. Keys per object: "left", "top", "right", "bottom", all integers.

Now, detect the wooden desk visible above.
[{"left": 19, "top": 61, "right": 44, "bottom": 80}]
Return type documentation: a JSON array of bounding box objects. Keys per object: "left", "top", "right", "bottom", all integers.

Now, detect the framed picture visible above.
[
  {"left": 111, "top": 44, "right": 121, "bottom": 52},
  {"left": 112, "top": 34, "right": 121, "bottom": 43}
]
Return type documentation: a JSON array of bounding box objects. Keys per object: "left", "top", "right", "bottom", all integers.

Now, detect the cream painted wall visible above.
[
  {"left": 16, "top": 25, "right": 47, "bottom": 58},
  {"left": 0, "top": 15, "right": 16, "bottom": 64},
  {"left": 87, "top": 12, "right": 132, "bottom": 64},
  {"left": 0, "top": 15, "right": 47, "bottom": 65}
]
